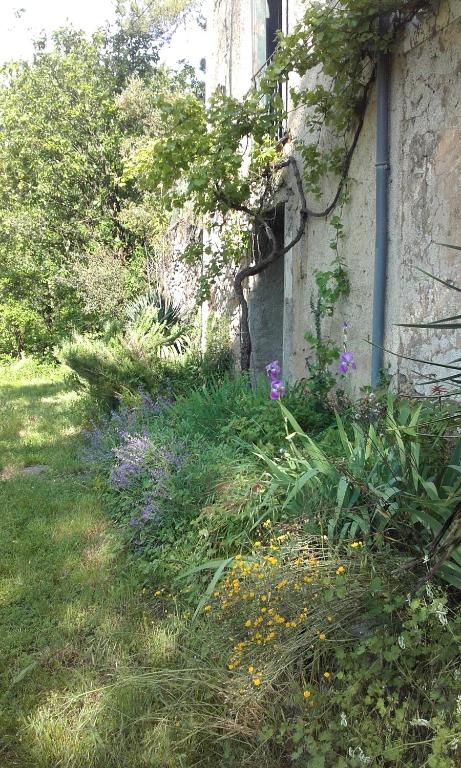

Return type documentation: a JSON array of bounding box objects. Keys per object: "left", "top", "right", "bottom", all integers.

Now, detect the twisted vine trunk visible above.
[{"left": 233, "top": 80, "right": 373, "bottom": 371}]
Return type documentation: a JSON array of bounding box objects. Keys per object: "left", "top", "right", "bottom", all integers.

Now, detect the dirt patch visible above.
[
  {"left": 21, "top": 464, "right": 50, "bottom": 476},
  {"left": 0, "top": 464, "right": 18, "bottom": 481}
]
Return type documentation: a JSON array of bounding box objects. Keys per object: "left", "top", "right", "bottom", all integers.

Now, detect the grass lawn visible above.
[{"left": 0, "top": 359, "right": 178, "bottom": 768}]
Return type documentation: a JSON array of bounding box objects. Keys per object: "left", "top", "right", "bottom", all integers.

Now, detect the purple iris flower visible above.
[
  {"left": 338, "top": 351, "right": 357, "bottom": 375},
  {"left": 266, "top": 360, "right": 286, "bottom": 400},
  {"left": 270, "top": 380, "right": 286, "bottom": 400},
  {"left": 266, "top": 360, "right": 281, "bottom": 381}
]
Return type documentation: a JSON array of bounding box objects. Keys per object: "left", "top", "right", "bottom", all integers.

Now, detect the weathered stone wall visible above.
[{"left": 205, "top": 0, "right": 461, "bottom": 389}]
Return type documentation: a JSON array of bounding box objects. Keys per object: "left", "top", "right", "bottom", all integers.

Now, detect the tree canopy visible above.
[{"left": 0, "top": 2, "right": 200, "bottom": 356}]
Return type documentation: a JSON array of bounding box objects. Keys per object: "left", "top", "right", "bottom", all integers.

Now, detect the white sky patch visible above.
[
  {"left": 0, "top": 0, "right": 116, "bottom": 62},
  {"left": 0, "top": 0, "right": 206, "bottom": 75}
]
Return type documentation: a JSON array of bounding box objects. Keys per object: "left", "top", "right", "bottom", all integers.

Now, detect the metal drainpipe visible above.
[{"left": 371, "top": 15, "right": 391, "bottom": 388}]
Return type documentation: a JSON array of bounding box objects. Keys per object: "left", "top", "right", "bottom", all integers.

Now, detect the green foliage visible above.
[
  {"left": 0, "top": 299, "right": 49, "bottom": 358},
  {"left": 58, "top": 331, "right": 163, "bottom": 408},
  {"left": 75, "top": 363, "right": 460, "bottom": 766},
  {"left": 257, "top": 397, "right": 461, "bottom": 587},
  {"left": 0, "top": 30, "right": 124, "bottom": 353},
  {"left": 188, "top": 540, "right": 461, "bottom": 767},
  {"left": 0, "top": 13, "right": 201, "bottom": 357},
  {"left": 126, "top": 0, "right": 431, "bottom": 301},
  {"left": 0, "top": 362, "right": 165, "bottom": 768},
  {"left": 58, "top": 292, "right": 191, "bottom": 407}
]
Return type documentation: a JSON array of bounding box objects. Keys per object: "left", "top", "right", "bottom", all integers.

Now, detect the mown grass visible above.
[{"left": 0, "top": 359, "right": 180, "bottom": 768}]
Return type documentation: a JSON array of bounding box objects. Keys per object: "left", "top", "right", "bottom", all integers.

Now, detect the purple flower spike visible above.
[
  {"left": 338, "top": 350, "right": 357, "bottom": 375},
  {"left": 266, "top": 360, "right": 281, "bottom": 381},
  {"left": 270, "top": 380, "right": 286, "bottom": 400}
]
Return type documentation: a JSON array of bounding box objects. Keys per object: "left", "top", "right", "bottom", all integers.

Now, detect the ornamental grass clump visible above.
[
  {"left": 179, "top": 534, "right": 461, "bottom": 766},
  {"left": 199, "top": 535, "right": 374, "bottom": 702}
]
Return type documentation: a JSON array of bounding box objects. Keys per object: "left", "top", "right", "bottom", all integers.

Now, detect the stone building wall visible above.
[{"left": 204, "top": 0, "right": 461, "bottom": 388}]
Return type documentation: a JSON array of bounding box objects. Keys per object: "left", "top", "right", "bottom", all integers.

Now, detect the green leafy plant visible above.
[{"left": 257, "top": 398, "right": 461, "bottom": 587}]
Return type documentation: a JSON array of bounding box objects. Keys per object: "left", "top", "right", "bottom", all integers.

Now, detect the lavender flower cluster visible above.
[
  {"left": 110, "top": 429, "right": 186, "bottom": 529},
  {"left": 83, "top": 389, "right": 184, "bottom": 532},
  {"left": 265, "top": 360, "right": 286, "bottom": 400}
]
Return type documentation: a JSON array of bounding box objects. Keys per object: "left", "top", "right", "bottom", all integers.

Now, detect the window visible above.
[{"left": 266, "top": 0, "right": 283, "bottom": 62}]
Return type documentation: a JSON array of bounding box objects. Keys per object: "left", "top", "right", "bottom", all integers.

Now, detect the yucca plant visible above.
[{"left": 125, "top": 290, "right": 190, "bottom": 359}]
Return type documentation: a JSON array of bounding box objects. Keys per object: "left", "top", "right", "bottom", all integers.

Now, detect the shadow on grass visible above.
[{"left": 0, "top": 368, "right": 171, "bottom": 768}]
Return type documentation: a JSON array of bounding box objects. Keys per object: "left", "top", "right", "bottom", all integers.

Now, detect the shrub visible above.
[
  {"left": 0, "top": 299, "right": 49, "bottom": 358},
  {"left": 172, "top": 374, "right": 334, "bottom": 450},
  {"left": 58, "top": 332, "right": 166, "bottom": 408}
]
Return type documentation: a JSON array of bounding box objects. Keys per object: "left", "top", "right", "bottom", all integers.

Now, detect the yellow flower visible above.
[
  {"left": 228, "top": 663, "right": 234, "bottom": 670},
  {"left": 235, "top": 554, "right": 242, "bottom": 561},
  {"left": 248, "top": 666, "right": 254, "bottom": 673},
  {"left": 261, "top": 595, "right": 267, "bottom": 602},
  {"left": 303, "top": 690, "right": 311, "bottom": 699},
  {"left": 204, "top": 604, "right": 212, "bottom": 613},
  {"left": 319, "top": 633, "right": 326, "bottom": 641},
  {"left": 323, "top": 671, "right": 331, "bottom": 679},
  {"left": 336, "top": 566, "right": 346, "bottom": 575},
  {"left": 252, "top": 677, "right": 261, "bottom": 687},
  {"left": 327, "top": 615, "right": 333, "bottom": 623},
  {"left": 154, "top": 590, "right": 162, "bottom": 596},
  {"left": 262, "top": 519, "right": 272, "bottom": 529},
  {"left": 245, "top": 619, "right": 252, "bottom": 628},
  {"left": 254, "top": 541, "right": 262, "bottom": 548}
]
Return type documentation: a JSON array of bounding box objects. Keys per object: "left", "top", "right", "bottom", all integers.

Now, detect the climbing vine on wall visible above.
[{"left": 125, "top": 0, "right": 433, "bottom": 371}]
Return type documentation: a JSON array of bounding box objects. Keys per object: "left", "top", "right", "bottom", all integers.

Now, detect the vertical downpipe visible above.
[{"left": 371, "top": 15, "right": 390, "bottom": 388}]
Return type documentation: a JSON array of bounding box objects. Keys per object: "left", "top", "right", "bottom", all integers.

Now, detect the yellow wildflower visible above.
[
  {"left": 248, "top": 666, "right": 254, "bottom": 673},
  {"left": 204, "top": 604, "right": 212, "bottom": 613},
  {"left": 245, "top": 619, "right": 252, "bottom": 628},
  {"left": 252, "top": 678, "right": 261, "bottom": 687},
  {"left": 336, "top": 566, "right": 346, "bottom": 575},
  {"left": 303, "top": 690, "right": 311, "bottom": 699},
  {"left": 254, "top": 541, "right": 262, "bottom": 548},
  {"left": 319, "top": 633, "right": 326, "bottom": 641},
  {"left": 323, "top": 672, "right": 331, "bottom": 679},
  {"left": 154, "top": 590, "right": 162, "bottom": 596}
]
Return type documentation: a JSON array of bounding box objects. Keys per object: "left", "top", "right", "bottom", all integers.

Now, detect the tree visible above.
[{"left": 0, "top": 0, "right": 199, "bottom": 356}]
